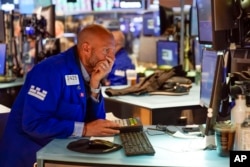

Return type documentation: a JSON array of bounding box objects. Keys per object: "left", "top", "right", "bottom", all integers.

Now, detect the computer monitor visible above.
[
  {"left": 156, "top": 40, "right": 179, "bottom": 68},
  {"left": 196, "top": 0, "right": 212, "bottom": 45},
  {"left": 189, "top": 6, "right": 198, "bottom": 37},
  {"left": 159, "top": 5, "right": 174, "bottom": 35},
  {"left": 196, "top": 0, "right": 233, "bottom": 50},
  {"left": 142, "top": 11, "right": 160, "bottom": 36},
  {"left": 0, "top": 44, "right": 7, "bottom": 76},
  {"left": 0, "top": 10, "right": 6, "bottom": 43},
  {"left": 200, "top": 49, "right": 225, "bottom": 133}
]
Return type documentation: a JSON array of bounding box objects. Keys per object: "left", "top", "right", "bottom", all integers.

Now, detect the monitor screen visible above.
[
  {"left": 200, "top": 50, "right": 218, "bottom": 107},
  {"left": 200, "top": 49, "right": 224, "bottom": 131},
  {"left": 92, "top": 0, "right": 115, "bottom": 11},
  {"left": 156, "top": 40, "right": 179, "bottom": 68},
  {"left": 0, "top": 10, "right": 6, "bottom": 43},
  {"left": 196, "top": 0, "right": 213, "bottom": 44},
  {"left": 92, "top": 0, "right": 145, "bottom": 11},
  {"left": 0, "top": 44, "right": 7, "bottom": 76},
  {"left": 193, "top": 38, "right": 203, "bottom": 68},
  {"left": 142, "top": 11, "right": 160, "bottom": 36},
  {"left": 54, "top": 0, "right": 92, "bottom": 16},
  {"left": 196, "top": 0, "right": 233, "bottom": 50},
  {"left": 189, "top": 6, "right": 198, "bottom": 37}
]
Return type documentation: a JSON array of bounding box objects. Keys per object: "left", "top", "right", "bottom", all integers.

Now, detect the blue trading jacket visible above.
[
  {"left": 0, "top": 46, "right": 105, "bottom": 167},
  {"left": 107, "top": 48, "right": 135, "bottom": 85}
]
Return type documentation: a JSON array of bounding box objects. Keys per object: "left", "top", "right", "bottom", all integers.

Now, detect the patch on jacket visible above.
[{"left": 28, "top": 85, "right": 48, "bottom": 101}]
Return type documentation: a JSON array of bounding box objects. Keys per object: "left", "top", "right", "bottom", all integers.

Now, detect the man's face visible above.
[{"left": 88, "top": 41, "right": 115, "bottom": 69}]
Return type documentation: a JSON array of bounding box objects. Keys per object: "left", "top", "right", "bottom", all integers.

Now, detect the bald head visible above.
[
  {"left": 77, "top": 24, "right": 114, "bottom": 49},
  {"left": 55, "top": 20, "right": 64, "bottom": 37},
  {"left": 112, "top": 30, "right": 125, "bottom": 50}
]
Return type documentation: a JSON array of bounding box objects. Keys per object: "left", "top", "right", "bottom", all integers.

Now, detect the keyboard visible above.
[
  {"left": 112, "top": 117, "right": 143, "bottom": 133},
  {"left": 119, "top": 131, "right": 155, "bottom": 156}
]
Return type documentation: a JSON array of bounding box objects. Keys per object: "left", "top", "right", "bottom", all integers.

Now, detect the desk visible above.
[
  {"left": 36, "top": 128, "right": 229, "bottom": 167},
  {"left": 103, "top": 84, "right": 207, "bottom": 125},
  {"left": 0, "top": 78, "right": 25, "bottom": 89},
  {"left": 0, "top": 78, "right": 24, "bottom": 107}
]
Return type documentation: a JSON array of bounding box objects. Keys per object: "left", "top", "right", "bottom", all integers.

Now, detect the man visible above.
[
  {"left": 55, "top": 20, "right": 75, "bottom": 52},
  {"left": 103, "top": 30, "right": 135, "bottom": 86},
  {"left": 0, "top": 24, "right": 120, "bottom": 167}
]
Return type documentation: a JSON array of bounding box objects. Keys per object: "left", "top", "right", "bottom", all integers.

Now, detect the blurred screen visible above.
[
  {"left": 0, "top": 44, "right": 7, "bottom": 75},
  {"left": 156, "top": 41, "right": 179, "bottom": 67},
  {"left": 200, "top": 49, "right": 218, "bottom": 107}
]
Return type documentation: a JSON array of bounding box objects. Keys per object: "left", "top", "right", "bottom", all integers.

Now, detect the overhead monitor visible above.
[
  {"left": 0, "top": 44, "right": 7, "bottom": 76},
  {"left": 200, "top": 49, "right": 225, "bottom": 132},
  {"left": 92, "top": 0, "right": 114, "bottom": 11},
  {"left": 156, "top": 40, "right": 179, "bottom": 68},
  {"left": 92, "top": 0, "right": 145, "bottom": 11},
  {"left": 54, "top": 0, "right": 92, "bottom": 15}
]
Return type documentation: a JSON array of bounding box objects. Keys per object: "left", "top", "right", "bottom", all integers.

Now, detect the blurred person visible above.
[
  {"left": 0, "top": 24, "right": 120, "bottom": 167},
  {"left": 55, "top": 20, "right": 75, "bottom": 52},
  {"left": 103, "top": 30, "right": 135, "bottom": 86}
]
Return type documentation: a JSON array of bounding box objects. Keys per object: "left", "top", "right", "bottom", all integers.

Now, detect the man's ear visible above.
[{"left": 82, "top": 42, "right": 90, "bottom": 53}]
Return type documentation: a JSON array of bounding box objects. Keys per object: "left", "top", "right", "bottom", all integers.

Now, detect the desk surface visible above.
[
  {"left": 37, "top": 127, "right": 228, "bottom": 167},
  {"left": 102, "top": 84, "right": 200, "bottom": 109},
  {"left": 0, "top": 78, "right": 25, "bottom": 89}
]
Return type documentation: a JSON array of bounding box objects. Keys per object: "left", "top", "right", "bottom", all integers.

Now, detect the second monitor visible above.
[{"left": 156, "top": 40, "right": 179, "bottom": 68}]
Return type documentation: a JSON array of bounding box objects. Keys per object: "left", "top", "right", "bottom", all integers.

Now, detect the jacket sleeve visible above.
[{"left": 21, "top": 63, "right": 75, "bottom": 140}]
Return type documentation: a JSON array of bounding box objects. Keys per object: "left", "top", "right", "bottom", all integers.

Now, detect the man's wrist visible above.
[{"left": 90, "top": 86, "right": 100, "bottom": 94}]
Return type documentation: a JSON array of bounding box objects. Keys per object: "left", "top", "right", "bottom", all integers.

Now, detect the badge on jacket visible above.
[
  {"left": 65, "top": 75, "right": 80, "bottom": 85},
  {"left": 114, "top": 70, "right": 125, "bottom": 77}
]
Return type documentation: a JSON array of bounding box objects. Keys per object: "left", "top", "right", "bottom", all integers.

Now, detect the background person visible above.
[
  {"left": 103, "top": 30, "right": 135, "bottom": 86},
  {"left": 55, "top": 20, "right": 75, "bottom": 52},
  {"left": 0, "top": 24, "right": 120, "bottom": 167}
]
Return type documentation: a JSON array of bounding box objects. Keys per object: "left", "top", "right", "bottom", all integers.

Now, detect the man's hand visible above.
[
  {"left": 83, "top": 119, "right": 120, "bottom": 137},
  {"left": 89, "top": 56, "right": 114, "bottom": 94}
]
